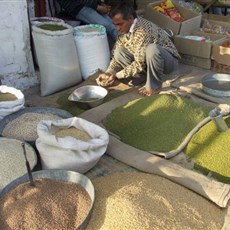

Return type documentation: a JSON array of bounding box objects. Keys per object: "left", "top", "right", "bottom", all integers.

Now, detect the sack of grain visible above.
[
  {"left": 36, "top": 117, "right": 109, "bottom": 173},
  {"left": 0, "top": 85, "right": 25, "bottom": 120},
  {"left": 32, "top": 22, "right": 82, "bottom": 96},
  {"left": 30, "top": 17, "right": 65, "bottom": 66},
  {"left": 73, "top": 24, "right": 110, "bottom": 80}
]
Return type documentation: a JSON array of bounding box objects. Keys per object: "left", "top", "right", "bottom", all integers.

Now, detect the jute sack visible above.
[
  {"left": 32, "top": 22, "right": 82, "bottom": 96},
  {"left": 36, "top": 117, "right": 109, "bottom": 173},
  {"left": 0, "top": 85, "right": 25, "bottom": 120}
]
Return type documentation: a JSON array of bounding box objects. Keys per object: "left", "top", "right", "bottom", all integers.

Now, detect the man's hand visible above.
[
  {"left": 97, "top": 4, "right": 111, "bottom": 15},
  {"left": 96, "top": 73, "right": 116, "bottom": 87}
]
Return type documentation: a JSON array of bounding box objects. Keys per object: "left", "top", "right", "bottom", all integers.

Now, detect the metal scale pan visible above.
[{"left": 202, "top": 73, "right": 230, "bottom": 97}]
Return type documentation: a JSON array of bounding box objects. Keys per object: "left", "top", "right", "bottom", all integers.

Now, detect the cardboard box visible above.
[
  {"left": 144, "top": 1, "right": 202, "bottom": 35},
  {"left": 202, "top": 13, "right": 230, "bottom": 24},
  {"left": 174, "top": 31, "right": 226, "bottom": 58},
  {"left": 174, "top": 31, "right": 226, "bottom": 69},
  {"left": 179, "top": 54, "right": 212, "bottom": 69},
  {"left": 212, "top": 38, "right": 230, "bottom": 66},
  {"left": 212, "top": 61, "right": 230, "bottom": 74},
  {"left": 201, "top": 13, "right": 230, "bottom": 34}
]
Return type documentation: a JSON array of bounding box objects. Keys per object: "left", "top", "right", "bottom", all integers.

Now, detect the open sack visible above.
[
  {"left": 36, "top": 117, "right": 109, "bottom": 173},
  {"left": 0, "top": 85, "right": 25, "bottom": 120}
]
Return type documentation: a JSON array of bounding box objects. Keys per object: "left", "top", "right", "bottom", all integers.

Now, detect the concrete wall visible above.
[{"left": 0, "top": 0, "right": 38, "bottom": 90}]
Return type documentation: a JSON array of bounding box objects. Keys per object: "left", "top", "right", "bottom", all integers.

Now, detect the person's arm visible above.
[
  {"left": 67, "top": 0, "right": 100, "bottom": 10},
  {"left": 103, "top": 27, "right": 154, "bottom": 81},
  {"left": 57, "top": 0, "right": 100, "bottom": 14},
  {"left": 105, "top": 37, "right": 128, "bottom": 78},
  {"left": 113, "top": 29, "right": 153, "bottom": 79},
  {"left": 78, "top": 0, "right": 110, "bottom": 14},
  {"left": 97, "top": 3, "right": 111, "bottom": 15}
]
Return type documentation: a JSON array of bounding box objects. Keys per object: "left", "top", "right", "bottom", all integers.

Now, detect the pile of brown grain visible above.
[
  {"left": 54, "top": 126, "right": 91, "bottom": 141},
  {"left": 2, "top": 112, "right": 62, "bottom": 141},
  {"left": 86, "top": 172, "right": 225, "bottom": 230},
  {"left": 0, "top": 178, "right": 92, "bottom": 230}
]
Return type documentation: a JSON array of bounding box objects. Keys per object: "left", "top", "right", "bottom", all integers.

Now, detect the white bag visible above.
[
  {"left": 0, "top": 85, "right": 25, "bottom": 120},
  {"left": 32, "top": 22, "right": 82, "bottom": 96},
  {"left": 35, "top": 117, "right": 109, "bottom": 173},
  {"left": 74, "top": 24, "right": 110, "bottom": 80},
  {"left": 30, "top": 17, "right": 65, "bottom": 66}
]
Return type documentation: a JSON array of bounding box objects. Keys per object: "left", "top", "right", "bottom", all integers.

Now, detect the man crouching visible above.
[{"left": 96, "top": 2, "right": 180, "bottom": 96}]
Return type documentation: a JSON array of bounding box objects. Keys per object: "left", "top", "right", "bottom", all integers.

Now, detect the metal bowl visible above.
[
  {"left": 0, "top": 137, "right": 37, "bottom": 191},
  {"left": 0, "top": 169, "right": 95, "bottom": 230},
  {"left": 68, "top": 85, "right": 108, "bottom": 109},
  {"left": 0, "top": 107, "right": 73, "bottom": 146},
  {"left": 202, "top": 73, "right": 230, "bottom": 97}
]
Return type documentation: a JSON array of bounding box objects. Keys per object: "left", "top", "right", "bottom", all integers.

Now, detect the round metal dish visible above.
[
  {"left": 0, "top": 169, "right": 95, "bottom": 230},
  {"left": 202, "top": 73, "right": 230, "bottom": 97},
  {"left": 68, "top": 85, "right": 108, "bottom": 109},
  {"left": 0, "top": 137, "right": 37, "bottom": 191},
  {"left": 0, "top": 107, "right": 72, "bottom": 144}
]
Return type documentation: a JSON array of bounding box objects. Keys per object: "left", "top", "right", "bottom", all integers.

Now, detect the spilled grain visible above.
[{"left": 86, "top": 172, "right": 224, "bottom": 230}]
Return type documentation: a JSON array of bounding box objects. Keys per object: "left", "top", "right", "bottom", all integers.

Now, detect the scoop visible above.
[{"left": 22, "top": 142, "right": 35, "bottom": 186}]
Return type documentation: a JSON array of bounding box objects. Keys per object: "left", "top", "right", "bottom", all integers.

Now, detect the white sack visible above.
[
  {"left": 36, "top": 117, "right": 109, "bottom": 173},
  {"left": 30, "top": 17, "right": 64, "bottom": 26},
  {"left": 32, "top": 22, "right": 82, "bottom": 96},
  {"left": 0, "top": 85, "right": 25, "bottom": 120},
  {"left": 74, "top": 24, "right": 110, "bottom": 80},
  {"left": 30, "top": 17, "right": 65, "bottom": 66}
]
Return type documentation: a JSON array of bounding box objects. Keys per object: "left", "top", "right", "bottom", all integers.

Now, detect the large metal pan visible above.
[{"left": 202, "top": 73, "right": 230, "bottom": 97}]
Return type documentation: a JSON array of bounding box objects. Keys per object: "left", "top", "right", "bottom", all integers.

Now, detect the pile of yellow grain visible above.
[
  {"left": 0, "top": 92, "right": 17, "bottom": 101},
  {"left": 86, "top": 172, "right": 224, "bottom": 230},
  {"left": 54, "top": 126, "right": 91, "bottom": 141}
]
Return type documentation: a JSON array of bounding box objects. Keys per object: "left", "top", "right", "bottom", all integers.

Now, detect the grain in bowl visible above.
[
  {"left": 0, "top": 138, "right": 37, "bottom": 190},
  {"left": 0, "top": 178, "right": 92, "bottom": 230},
  {"left": 2, "top": 112, "right": 63, "bottom": 141}
]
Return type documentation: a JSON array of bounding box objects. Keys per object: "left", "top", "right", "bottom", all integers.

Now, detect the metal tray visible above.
[
  {"left": 202, "top": 73, "right": 230, "bottom": 97},
  {"left": 0, "top": 107, "right": 73, "bottom": 143},
  {"left": 0, "top": 169, "right": 95, "bottom": 230},
  {"left": 0, "top": 137, "right": 37, "bottom": 191}
]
